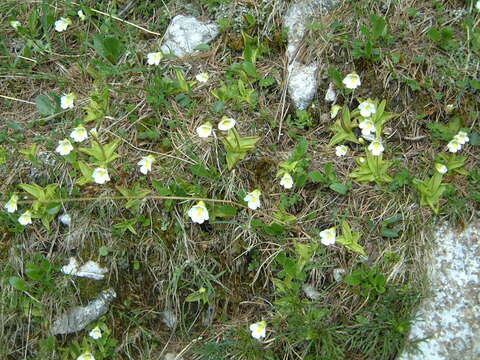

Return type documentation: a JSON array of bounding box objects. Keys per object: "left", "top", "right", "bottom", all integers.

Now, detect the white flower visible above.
[
  {"left": 335, "top": 145, "right": 348, "bottom": 157},
  {"left": 358, "top": 100, "right": 376, "bottom": 118},
  {"left": 10, "top": 21, "right": 21, "bottom": 30},
  {"left": 147, "top": 52, "right": 163, "bottom": 65},
  {"left": 188, "top": 201, "right": 209, "bottom": 224},
  {"left": 435, "top": 163, "right": 448, "bottom": 174},
  {"left": 89, "top": 326, "right": 102, "bottom": 340},
  {"left": 330, "top": 105, "right": 341, "bottom": 119},
  {"left": 60, "top": 93, "right": 75, "bottom": 109},
  {"left": 77, "top": 353, "right": 95, "bottom": 360},
  {"left": 249, "top": 321, "right": 266, "bottom": 340},
  {"left": 324, "top": 83, "right": 337, "bottom": 102},
  {"left": 138, "top": 155, "right": 155, "bottom": 174},
  {"left": 476, "top": 0, "right": 480, "bottom": 12},
  {"left": 196, "top": 122, "right": 213, "bottom": 138},
  {"left": 368, "top": 139, "right": 384, "bottom": 156},
  {"left": 59, "top": 213, "right": 71, "bottom": 226},
  {"left": 320, "top": 227, "right": 336, "bottom": 246},
  {"left": 445, "top": 104, "right": 455, "bottom": 113},
  {"left": 195, "top": 72, "right": 210, "bottom": 83},
  {"left": 92, "top": 167, "right": 110, "bottom": 184},
  {"left": 54, "top": 17, "right": 72, "bottom": 32},
  {"left": 342, "top": 73, "right": 361, "bottom": 89},
  {"left": 18, "top": 210, "right": 33, "bottom": 226},
  {"left": 447, "top": 139, "right": 462, "bottom": 153},
  {"left": 280, "top": 173, "right": 294, "bottom": 189},
  {"left": 244, "top": 189, "right": 261, "bottom": 210},
  {"left": 78, "top": 10, "right": 86, "bottom": 21},
  {"left": 454, "top": 131, "right": 469, "bottom": 145},
  {"left": 218, "top": 116, "right": 236, "bottom": 131},
  {"left": 359, "top": 119, "right": 376, "bottom": 136},
  {"left": 4, "top": 194, "right": 18, "bottom": 213},
  {"left": 56, "top": 139, "right": 74, "bottom": 156},
  {"left": 70, "top": 126, "right": 88, "bottom": 143}
]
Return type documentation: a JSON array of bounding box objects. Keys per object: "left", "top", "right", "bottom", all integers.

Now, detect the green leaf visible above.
[
  {"left": 9, "top": 276, "right": 28, "bottom": 291},
  {"left": 92, "top": 34, "right": 125, "bottom": 64},
  {"left": 213, "top": 205, "right": 238, "bottom": 218},
  {"left": 329, "top": 183, "right": 350, "bottom": 195},
  {"left": 190, "top": 164, "right": 217, "bottom": 178},
  {"left": 35, "top": 94, "right": 57, "bottom": 116},
  {"left": 194, "top": 44, "right": 210, "bottom": 51},
  {"left": 19, "top": 183, "right": 45, "bottom": 199}
]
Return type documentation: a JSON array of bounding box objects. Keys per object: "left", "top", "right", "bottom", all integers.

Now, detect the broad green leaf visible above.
[
  {"left": 35, "top": 94, "right": 57, "bottom": 116},
  {"left": 19, "top": 184, "right": 45, "bottom": 199},
  {"left": 92, "top": 34, "right": 125, "bottom": 64},
  {"left": 213, "top": 205, "right": 238, "bottom": 218},
  {"left": 9, "top": 276, "right": 28, "bottom": 291}
]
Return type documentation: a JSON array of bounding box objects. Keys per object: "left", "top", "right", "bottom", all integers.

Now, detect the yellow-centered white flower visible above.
[
  {"left": 138, "top": 155, "right": 155, "bottom": 174},
  {"left": 188, "top": 201, "right": 209, "bottom": 224},
  {"left": 10, "top": 21, "right": 21, "bottom": 30},
  {"left": 5, "top": 194, "right": 19, "bottom": 213},
  {"left": 77, "top": 353, "right": 95, "bottom": 360},
  {"left": 244, "top": 189, "right": 261, "bottom": 210},
  {"left": 60, "top": 93, "right": 75, "bottom": 109},
  {"left": 54, "top": 17, "right": 72, "bottom": 32},
  {"left": 78, "top": 10, "right": 86, "bottom": 21},
  {"left": 89, "top": 326, "right": 102, "bottom": 340},
  {"left": 195, "top": 72, "right": 210, "bottom": 83},
  {"left": 368, "top": 139, "right": 384, "bottom": 156},
  {"left": 335, "top": 145, "right": 348, "bottom": 157},
  {"left": 196, "top": 122, "right": 213, "bottom": 138},
  {"left": 70, "top": 126, "right": 88, "bottom": 143},
  {"left": 147, "top": 52, "right": 163, "bottom": 65},
  {"left": 359, "top": 119, "right": 376, "bottom": 136},
  {"left": 435, "top": 163, "right": 448, "bottom": 174},
  {"left": 218, "top": 116, "right": 236, "bottom": 131},
  {"left": 330, "top": 105, "right": 341, "bottom": 119},
  {"left": 280, "top": 173, "right": 294, "bottom": 189},
  {"left": 454, "top": 131, "right": 469, "bottom": 145},
  {"left": 249, "top": 321, "right": 267, "bottom": 340},
  {"left": 447, "top": 139, "right": 462, "bottom": 153},
  {"left": 92, "top": 167, "right": 110, "bottom": 184},
  {"left": 342, "top": 73, "right": 361, "bottom": 89},
  {"left": 18, "top": 210, "right": 33, "bottom": 226},
  {"left": 56, "top": 139, "right": 74, "bottom": 156},
  {"left": 320, "top": 227, "right": 336, "bottom": 246},
  {"left": 358, "top": 100, "right": 376, "bottom": 118}
]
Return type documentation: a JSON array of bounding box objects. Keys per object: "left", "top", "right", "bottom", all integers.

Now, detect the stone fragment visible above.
[
  {"left": 398, "top": 223, "right": 480, "bottom": 360},
  {"left": 161, "top": 15, "right": 218, "bottom": 58},
  {"left": 52, "top": 289, "right": 116, "bottom": 335},
  {"left": 287, "top": 61, "right": 318, "bottom": 110},
  {"left": 61, "top": 257, "right": 108, "bottom": 280}
]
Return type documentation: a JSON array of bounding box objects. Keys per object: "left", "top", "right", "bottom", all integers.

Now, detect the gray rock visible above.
[
  {"left": 161, "top": 15, "right": 218, "bottom": 58},
  {"left": 284, "top": 0, "right": 339, "bottom": 109},
  {"left": 398, "top": 222, "right": 480, "bottom": 360},
  {"left": 287, "top": 61, "right": 318, "bottom": 110},
  {"left": 51, "top": 289, "right": 116, "bottom": 335}
]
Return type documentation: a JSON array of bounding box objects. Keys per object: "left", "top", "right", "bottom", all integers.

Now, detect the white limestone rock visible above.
[
  {"left": 161, "top": 15, "right": 218, "bottom": 58},
  {"left": 287, "top": 61, "right": 319, "bottom": 110},
  {"left": 398, "top": 222, "right": 480, "bottom": 360}
]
